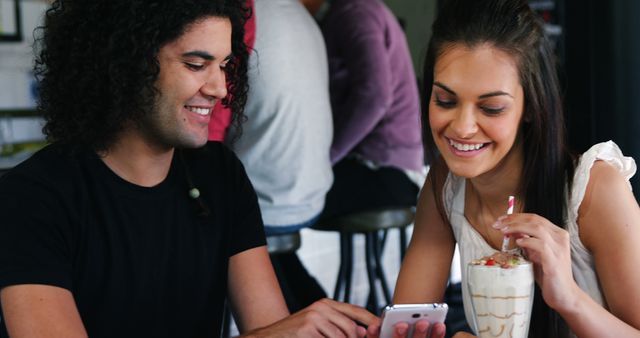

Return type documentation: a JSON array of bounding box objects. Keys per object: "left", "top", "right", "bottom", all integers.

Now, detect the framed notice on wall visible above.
[{"left": 0, "top": 0, "right": 21, "bottom": 42}]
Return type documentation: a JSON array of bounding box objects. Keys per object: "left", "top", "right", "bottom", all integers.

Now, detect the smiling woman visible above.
[
  {"left": 393, "top": 1, "right": 640, "bottom": 338},
  {"left": 428, "top": 44, "right": 524, "bottom": 179}
]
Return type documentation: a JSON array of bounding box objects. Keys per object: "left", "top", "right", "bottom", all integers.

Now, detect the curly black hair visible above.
[{"left": 34, "top": 0, "right": 250, "bottom": 151}]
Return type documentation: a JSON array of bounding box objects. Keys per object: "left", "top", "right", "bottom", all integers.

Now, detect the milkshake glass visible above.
[{"left": 467, "top": 255, "right": 534, "bottom": 338}]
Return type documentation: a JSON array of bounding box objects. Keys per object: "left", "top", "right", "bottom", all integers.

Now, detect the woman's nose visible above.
[{"left": 450, "top": 105, "right": 478, "bottom": 139}]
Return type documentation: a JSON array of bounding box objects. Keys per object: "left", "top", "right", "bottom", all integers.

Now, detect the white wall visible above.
[
  {"left": 0, "top": 0, "right": 47, "bottom": 110},
  {"left": 0, "top": 1, "right": 47, "bottom": 144}
]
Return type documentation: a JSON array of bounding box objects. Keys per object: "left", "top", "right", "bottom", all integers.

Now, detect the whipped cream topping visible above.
[{"left": 471, "top": 251, "right": 528, "bottom": 268}]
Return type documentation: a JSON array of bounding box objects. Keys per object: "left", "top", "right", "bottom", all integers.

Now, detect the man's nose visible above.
[{"left": 202, "top": 68, "right": 227, "bottom": 100}]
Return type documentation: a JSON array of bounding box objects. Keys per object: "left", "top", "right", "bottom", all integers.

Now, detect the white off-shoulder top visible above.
[{"left": 443, "top": 141, "right": 637, "bottom": 336}]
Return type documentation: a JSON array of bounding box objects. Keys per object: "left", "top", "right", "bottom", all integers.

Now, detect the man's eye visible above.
[{"left": 185, "top": 63, "right": 204, "bottom": 71}]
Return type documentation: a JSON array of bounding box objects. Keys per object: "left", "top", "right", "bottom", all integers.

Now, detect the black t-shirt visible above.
[{"left": 0, "top": 142, "right": 265, "bottom": 337}]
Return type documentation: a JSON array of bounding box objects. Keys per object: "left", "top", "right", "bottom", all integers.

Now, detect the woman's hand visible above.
[
  {"left": 382, "top": 320, "right": 446, "bottom": 338},
  {"left": 492, "top": 213, "right": 580, "bottom": 312}
]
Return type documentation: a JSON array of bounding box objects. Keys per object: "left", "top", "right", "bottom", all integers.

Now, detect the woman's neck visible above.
[
  {"left": 468, "top": 139, "right": 524, "bottom": 205},
  {"left": 464, "top": 140, "right": 525, "bottom": 249}
]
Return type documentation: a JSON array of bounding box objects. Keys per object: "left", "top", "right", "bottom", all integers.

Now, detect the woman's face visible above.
[{"left": 429, "top": 43, "right": 525, "bottom": 179}]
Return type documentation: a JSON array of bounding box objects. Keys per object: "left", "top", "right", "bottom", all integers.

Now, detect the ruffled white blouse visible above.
[{"left": 443, "top": 141, "right": 637, "bottom": 335}]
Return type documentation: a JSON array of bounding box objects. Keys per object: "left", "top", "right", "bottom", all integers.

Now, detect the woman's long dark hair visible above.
[
  {"left": 422, "top": 0, "right": 575, "bottom": 337},
  {"left": 34, "top": 0, "right": 250, "bottom": 152}
]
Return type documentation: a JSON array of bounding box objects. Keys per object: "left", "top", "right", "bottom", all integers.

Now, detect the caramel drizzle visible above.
[
  {"left": 472, "top": 293, "right": 531, "bottom": 336},
  {"left": 471, "top": 294, "right": 530, "bottom": 300},
  {"left": 478, "top": 324, "right": 505, "bottom": 337},
  {"left": 478, "top": 323, "right": 520, "bottom": 337},
  {"left": 476, "top": 311, "right": 524, "bottom": 319}
]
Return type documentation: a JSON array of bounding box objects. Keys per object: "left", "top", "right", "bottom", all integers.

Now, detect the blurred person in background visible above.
[
  {"left": 225, "top": 0, "right": 334, "bottom": 313},
  {"left": 394, "top": 0, "right": 640, "bottom": 337},
  {"left": 303, "top": 0, "right": 425, "bottom": 220}
]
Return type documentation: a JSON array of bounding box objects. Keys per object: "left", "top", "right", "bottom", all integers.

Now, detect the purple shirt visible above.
[{"left": 322, "top": 0, "right": 423, "bottom": 171}]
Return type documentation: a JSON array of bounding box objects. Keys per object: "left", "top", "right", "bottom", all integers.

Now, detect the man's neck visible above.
[{"left": 99, "top": 129, "right": 175, "bottom": 187}]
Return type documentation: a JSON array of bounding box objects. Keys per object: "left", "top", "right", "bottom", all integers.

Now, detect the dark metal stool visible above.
[
  {"left": 266, "top": 232, "right": 302, "bottom": 254},
  {"left": 221, "top": 232, "right": 302, "bottom": 337},
  {"left": 312, "top": 207, "right": 415, "bottom": 314}
]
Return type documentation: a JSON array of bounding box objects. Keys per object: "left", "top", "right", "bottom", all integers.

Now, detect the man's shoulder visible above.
[
  {"left": 0, "top": 143, "right": 92, "bottom": 188},
  {"left": 0, "top": 143, "right": 94, "bottom": 217}
]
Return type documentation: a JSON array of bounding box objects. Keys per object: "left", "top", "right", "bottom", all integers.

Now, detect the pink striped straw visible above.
[{"left": 501, "top": 195, "right": 515, "bottom": 252}]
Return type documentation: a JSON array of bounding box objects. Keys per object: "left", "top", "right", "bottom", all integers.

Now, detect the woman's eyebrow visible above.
[
  {"left": 434, "top": 81, "right": 513, "bottom": 99},
  {"left": 478, "top": 91, "right": 513, "bottom": 99},
  {"left": 433, "top": 81, "right": 456, "bottom": 95}
]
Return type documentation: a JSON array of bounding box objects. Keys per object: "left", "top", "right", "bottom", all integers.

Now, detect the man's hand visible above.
[{"left": 242, "top": 298, "right": 380, "bottom": 338}]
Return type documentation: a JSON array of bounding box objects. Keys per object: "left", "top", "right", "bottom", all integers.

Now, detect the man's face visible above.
[{"left": 143, "top": 16, "right": 231, "bottom": 149}]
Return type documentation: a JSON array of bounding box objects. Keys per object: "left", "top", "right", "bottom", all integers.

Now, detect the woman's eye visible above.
[
  {"left": 481, "top": 106, "right": 505, "bottom": 115},
  {"left": 434, "top": 97, "right": 456, "bottom": 108},
  {"left": 185, "top": 63, "right": 204, "bottom": 71}
]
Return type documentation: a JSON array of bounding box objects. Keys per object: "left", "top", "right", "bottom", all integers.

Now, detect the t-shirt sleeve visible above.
[
  {"left": 220, "top": 145, "right": 266, "bottom": 257},
  {"left": 0, "top": 169, "right": 74, "bottom": 291}
]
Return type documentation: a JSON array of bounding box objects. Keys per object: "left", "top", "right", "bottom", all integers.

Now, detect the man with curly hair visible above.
[{"left": 0, "top": 0, "right": 383, "bottom": 337}]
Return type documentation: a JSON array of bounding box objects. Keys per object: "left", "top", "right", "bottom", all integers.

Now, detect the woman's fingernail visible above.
[
  {"left": 491, "top": 221, "right": 502, "bottom": 228},
  {"left": 396, "top": 326, "right": 407, "bottom": 335},
  {"left": 498, "top": 215, "right": 507, "bottom": 221}
]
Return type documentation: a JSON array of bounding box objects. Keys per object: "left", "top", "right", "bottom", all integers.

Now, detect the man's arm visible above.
[
  {"left": 228, "top": 246, "right": 381, "bottom": 337},
  {"left": 0, "top": 284, "right": 87, "bottom": 338},
  {"left": 242, "top": 298, "right": 380, "bottom": 338},
  {"left": 227, "top": 245, "right": 290, "bottom": 332}
]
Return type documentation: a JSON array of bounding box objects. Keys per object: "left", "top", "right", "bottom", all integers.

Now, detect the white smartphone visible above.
[{"left": 379, "top": 303, "right": 449, "bottom": 338}]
